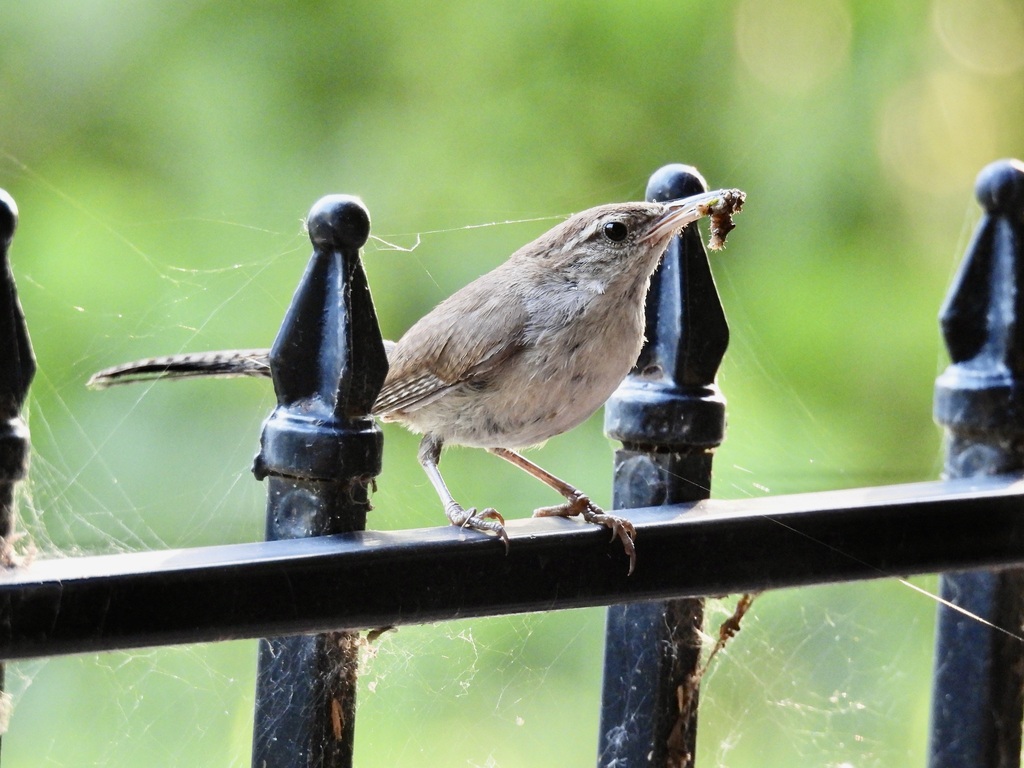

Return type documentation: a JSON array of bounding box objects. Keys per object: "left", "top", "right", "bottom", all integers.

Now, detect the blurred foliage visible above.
[{"left": 1, "top": 0, "right": 1022, "bottom": 765}]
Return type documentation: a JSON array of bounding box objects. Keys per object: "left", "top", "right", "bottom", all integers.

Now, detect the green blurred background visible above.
[{"left": 2, "top": 0, "right": 1023, "bottom": 765}]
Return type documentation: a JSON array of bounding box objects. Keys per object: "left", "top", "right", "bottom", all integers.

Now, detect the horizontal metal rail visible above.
[{"left": 0, "top": 474, "right": 1021, "bottom": 661}]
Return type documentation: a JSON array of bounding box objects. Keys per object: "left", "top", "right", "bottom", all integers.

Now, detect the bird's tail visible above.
[{"left": 87, "top": 349, "right": 272, "bottom": 388}]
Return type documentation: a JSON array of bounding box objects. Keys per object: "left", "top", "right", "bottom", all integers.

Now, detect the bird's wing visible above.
[{"left": 373, "top": 274, "right": 528, "bottom": 417}]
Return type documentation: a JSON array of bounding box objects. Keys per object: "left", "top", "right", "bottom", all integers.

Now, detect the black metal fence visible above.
[{"left": 0, "top": 160, "right": 1022, "bottom": 767}]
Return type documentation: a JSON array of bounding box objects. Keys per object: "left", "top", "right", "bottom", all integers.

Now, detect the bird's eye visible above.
[{"left": 603, "top": 221, "right": 628, "bottom": 242}]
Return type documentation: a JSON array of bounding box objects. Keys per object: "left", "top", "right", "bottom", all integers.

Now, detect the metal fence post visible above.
[
  {"left": 251, "top": 195, "right": 388, "bottom": 768},
  {"left": 929, "top": 158, "right": 1024, "bottom": 768},
  {"left": 599, "top": 165, "right": 729, "bottom": 768},
  {"left": 0, "top": 189, "right": 34, "bottom": 763}
]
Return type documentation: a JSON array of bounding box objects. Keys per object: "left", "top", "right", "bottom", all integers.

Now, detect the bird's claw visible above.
[
  {"left": 533, "top": 494, "right": 637, "bottom": 575},
  {"left": 445, "top": 502, "right": 509, "bottom": 552}
]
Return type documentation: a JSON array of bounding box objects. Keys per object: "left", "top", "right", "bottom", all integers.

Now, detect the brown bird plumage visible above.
[{"left": 90, "top": 189, "right": 745, "bottom": 573}]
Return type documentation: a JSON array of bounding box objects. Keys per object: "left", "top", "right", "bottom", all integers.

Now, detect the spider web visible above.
[{"left": 0, "top": 158, "right": 989, "bottom": 768}]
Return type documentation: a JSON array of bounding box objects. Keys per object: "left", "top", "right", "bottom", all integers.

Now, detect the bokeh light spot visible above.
[
  {"left": 734, "top": 0, "right": 853, "bottom": 95},
  {"left": 932, "top": 0, "right": 1024, "bottom": 75},
  {"left": 878, "top": 71, "right": 1000, "bottom": 197}
]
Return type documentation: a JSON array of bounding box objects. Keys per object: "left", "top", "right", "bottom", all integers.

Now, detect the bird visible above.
[{"left": 89, "top": 188, "right": 745, "bottom": 573}]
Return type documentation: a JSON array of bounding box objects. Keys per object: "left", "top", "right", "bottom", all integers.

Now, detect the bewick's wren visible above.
[{"left": 90, "top": 188, "right": 745, "bottom": 573}]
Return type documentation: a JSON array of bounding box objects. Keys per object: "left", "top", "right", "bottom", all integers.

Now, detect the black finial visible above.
[
  {"left": 975, "top": 159, "right": 1024, "bottom": 217},
  {"left": 253, "top": 194, "right": 388, "bottom": 483},
  {"left": 0, "top": 189, "right": 17, "bottom": 248},
  {"left": 306, "top": 194, "right": 371, "bottom": 253},
  {"left": 604, "top": 164, "right": 730, "bottom": 449},
  {"left": 0, "top": 189, "right": 34, "bottom": 418},
  {"left": 935, "top": 159, "right": 1024, "bottom": 442},
  {"left": 0, "top": 188, "right": 35, "bottom": 544}
]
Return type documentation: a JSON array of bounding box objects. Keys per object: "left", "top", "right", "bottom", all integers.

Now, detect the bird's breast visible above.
[{"left": 396, "top": 285, "right": 648, "bottom": 449}]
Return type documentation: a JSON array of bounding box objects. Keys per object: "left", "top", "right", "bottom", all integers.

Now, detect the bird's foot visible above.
[
  {"left": 533, "top": 494, "right": 637, "bottom": 575},
  {"left": 445, "top": 502, "right": 509, "bottom": 552}
]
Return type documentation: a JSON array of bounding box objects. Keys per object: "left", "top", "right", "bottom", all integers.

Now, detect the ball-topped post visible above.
[
  {"left": 605, "top": 163, "right": 729, "bottom": 453},
  {"left": 929, "top": 158, "right": 1024, "bottom": 768},
  {"left": 252, "top": 193, "right": 387, "bottom": 768},
  {"left": 0, "top": 187, "right": 33, "bottom": 765},
  {"left": 599, "top": 164, "right": 731, "bottom": 768},
  {"left": 0, "top": 187, "right": 34, "bottom": 542},
  {"left": 255, "top": 194, "right": 386, "bottom": 482},
  {"left": 935, "top": 158, "right": 1024, "bottom": 459}
]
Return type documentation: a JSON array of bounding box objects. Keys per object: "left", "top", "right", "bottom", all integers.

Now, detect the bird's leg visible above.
[
  {"left": 487, "top": 447, "right": 636, "bottom": 574},
  {"left": 418, "top": 435, "right": 508, "bottom": 549}
]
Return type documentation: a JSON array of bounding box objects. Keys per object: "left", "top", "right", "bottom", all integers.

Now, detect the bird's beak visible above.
[{"left": 641, "top": 189, "right": 731, "bottom": 245}]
